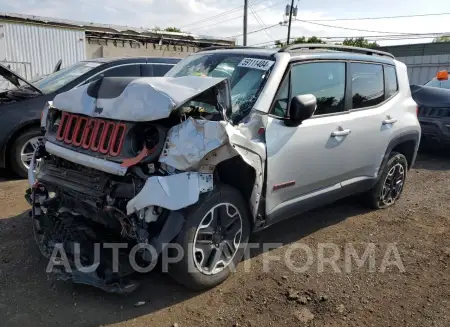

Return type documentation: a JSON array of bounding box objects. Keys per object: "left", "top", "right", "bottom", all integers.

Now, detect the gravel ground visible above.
[{"left": 0, "top": 152, "right": 449, "bottom": 327}]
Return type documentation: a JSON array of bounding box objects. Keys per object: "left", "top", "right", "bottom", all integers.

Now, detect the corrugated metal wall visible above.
[
  {"left": 0, "top": 21, "right": 86, "bottom": 79},
  {"left": 396, "top": 55, "right": 450, "bottom": 85},
  {"left": 376, "top": 42, "right": 450, "bottom": 85}
]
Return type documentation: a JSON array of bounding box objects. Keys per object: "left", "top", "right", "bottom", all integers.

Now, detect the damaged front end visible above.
[{"left": 26, "top": 75, "right": 265, "bottom": 293}]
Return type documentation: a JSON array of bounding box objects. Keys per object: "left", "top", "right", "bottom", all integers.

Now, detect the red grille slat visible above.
[
  {"left": 99, "top": 122, "right": 115, "bottom": 154},
  {"left": 55, "top": 112, "right": 126, "bottom": 157},
  {"left": 109, "top": 123, "right": 126, "bottom": 156},
  {"left": 64, "top": 115, "right": 78, "bottom": 144},
  {"left": 56, "top": 112, "right": 70, "bottom": 141},
  {"left": 81, "top": 119, "right": 97, "bottom": 149},
  {"left": 72, "top": 117, "right": 88, "bottom": 146},
  {"left": 91, "top": 120, "right": 105, "bottom": 152}
]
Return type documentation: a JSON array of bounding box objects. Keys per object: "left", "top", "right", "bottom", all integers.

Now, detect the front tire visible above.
[
  {"left": 363, "top": 151, "right": 408, "bottom": 209},
  {"left": 168, "top": 184, "right": 251, "bottom": 291},
  {"left": 9, "top": 127, "right": 43, "bottom": 178}
]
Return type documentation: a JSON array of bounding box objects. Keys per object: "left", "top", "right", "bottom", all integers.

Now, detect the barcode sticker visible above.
[{"left": 238, "top": 58, "right": 275, "bottom": 71}]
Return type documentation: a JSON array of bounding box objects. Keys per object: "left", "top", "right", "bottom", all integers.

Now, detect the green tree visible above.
[
  {"left": 342, "top": 37, "right": 379, "bottom": 48},
  {"left": 433, "top": 35, "right": 450, "bottom": 43},
  {"left": 274, "top": 36, "right": 325, "bottom": 48},
  {"left": 164, "top": 27, "right": 182, "bottom": 33}
]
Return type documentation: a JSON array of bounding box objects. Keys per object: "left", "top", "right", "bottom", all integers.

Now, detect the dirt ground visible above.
[{"left": 0, "top": 151, "right": 449, "bottom": 327}]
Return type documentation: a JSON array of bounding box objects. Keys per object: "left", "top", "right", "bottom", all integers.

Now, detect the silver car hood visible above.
[{"left": 52, "top": 76, "right": 230, "bottom": 122}]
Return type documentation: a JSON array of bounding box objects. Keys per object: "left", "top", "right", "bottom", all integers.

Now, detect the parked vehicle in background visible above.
[
  {"left": 27, "top": 44, "right": 420, "bottom": 293},
  {"left": 411, "top": 70, "right": 450, "bottom": 149},
  {"left": 0, "top": 56, "right": 180, "bottom": 177}
]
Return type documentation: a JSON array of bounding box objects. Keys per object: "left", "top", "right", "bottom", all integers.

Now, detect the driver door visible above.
[{"left": 265, "top": 61, "right": 355, "bottom": 223}]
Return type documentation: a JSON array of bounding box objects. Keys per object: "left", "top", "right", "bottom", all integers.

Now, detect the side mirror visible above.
[
  {"left": 436, "top": 70, "right": 448, "bottom": 81},
  {"left": 288, "top": 94, "right": 317, "bottom": 124}
]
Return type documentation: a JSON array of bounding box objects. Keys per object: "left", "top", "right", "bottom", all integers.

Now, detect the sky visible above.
[{"left": 1, "top": 0, "right": 450, "bottom": 47}]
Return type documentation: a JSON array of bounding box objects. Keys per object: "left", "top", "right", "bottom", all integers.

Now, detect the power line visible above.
[
  {"left": 187, "top": 0, "right": 286, "bottom": 32},
  {"left": 248, "top": 33, "right": 450, "bottom": 47},
  {"left": 180, "top": 0, "right": 268, "bottom": 28},
  {"left": 294, "top": 19, "right": 419, "bottom": 35},
  {"left": 304, "top": 12, "right": 450, "bottom": 22},
  {"left": 228, "top": 22, "right": 285, "bottom": 38},
  {"left": 249, "top": 4, "right": 275, "bottom": 41}
]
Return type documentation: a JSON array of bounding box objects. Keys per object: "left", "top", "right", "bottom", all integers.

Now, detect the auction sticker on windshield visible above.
[{"left": 238, "top": 58, "right": 275, "bottom": 71}]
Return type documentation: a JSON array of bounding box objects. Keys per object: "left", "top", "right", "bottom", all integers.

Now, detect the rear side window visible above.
[
  {"left": 141, "top": 64, "right": 175, "bottom": 77},
  {"left": 385, "top": 65, "right": 398, "bottom": 98},
  {"left": 351, "top": 63, "right": 384, "bottom": 109},
  {"left": 102, "top": 64, "right": 141, "bottom": 77},
  {"left": 152, "top": 64, "right": 174, "bottom": 76},
  {"left": 290, "top": 62, "right": 346, "bottom": 115}
]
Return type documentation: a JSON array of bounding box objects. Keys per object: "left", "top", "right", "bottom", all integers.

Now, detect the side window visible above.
[
  {"left": 152, "top": 64, "right": 174, "bottom": 76},
  {"left": 351, "top": 63, "right": 384, "bottom": 109},
  {"left": 290, "top": 62, "right": 346, "bottom": 116},
  {"left": 384, "top": 65, "right": 398, "bottom": 98},
  {"left": 141, "top": 64, "right": 153, "bottom": 77},
  {"left": 272, "top": 74, "right": 289, "bottom": 117},
  {"left": 102, "top": 64, "right": 140, "bottom": 77}
]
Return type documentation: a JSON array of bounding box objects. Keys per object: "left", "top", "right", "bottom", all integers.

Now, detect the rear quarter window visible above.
[
  {"left": 384, "top": 65, "right": 398, "bottom": 98},
  {"left": 351, "top": 63, "right": 384, "bottom": 109}
]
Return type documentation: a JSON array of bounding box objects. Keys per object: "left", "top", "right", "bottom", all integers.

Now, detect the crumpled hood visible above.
[{"left": 52, "top": 76, "right": 230, "bottom": 122}]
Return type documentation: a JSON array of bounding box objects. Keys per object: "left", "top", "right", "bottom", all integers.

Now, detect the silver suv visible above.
[{"left": 28, "top": 44, "right": 420, "bottom": 292}]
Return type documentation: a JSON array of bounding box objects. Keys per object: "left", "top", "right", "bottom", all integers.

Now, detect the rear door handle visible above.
[
  {"left": 331, "top": 129, "right": 351, "bottom": 137},
  {"left": 382, "top": 118, "right": 398, "bottom": 125}
]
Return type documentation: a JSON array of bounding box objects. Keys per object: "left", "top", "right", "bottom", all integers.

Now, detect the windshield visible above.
[
  {"left": 33, "top": 61, "right": 102, "bottom": 94},
  {"left": 424, "top": 78, "right": 450, "bottom": 89},
  {"left": 166, "top": 53, "right": 274, "bottom": 122}
]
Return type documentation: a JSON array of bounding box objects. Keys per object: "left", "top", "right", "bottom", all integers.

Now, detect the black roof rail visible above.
[
  {"left": 196, "top": 46, "right": 265, "bottom": 52},
  {"left": 279, "top": 43, "right": 395, "bottom": 59}
]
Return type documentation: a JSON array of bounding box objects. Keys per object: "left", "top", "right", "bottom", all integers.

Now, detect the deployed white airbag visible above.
[{"left": 159, "top": 117, "right": 228, "bottom": 171}]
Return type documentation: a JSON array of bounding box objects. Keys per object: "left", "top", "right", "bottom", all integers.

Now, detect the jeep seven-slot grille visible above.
[{"left": 56, "top": 112, "right": 126, "bottom": 156}]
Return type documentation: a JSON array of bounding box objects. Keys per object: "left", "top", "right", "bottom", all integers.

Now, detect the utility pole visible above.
[
  {"left": 243, "top": 0, "right": 248, "bottom": 46},
  {"left": 286, "top": 0, "right": 295, "bottom": 45}
]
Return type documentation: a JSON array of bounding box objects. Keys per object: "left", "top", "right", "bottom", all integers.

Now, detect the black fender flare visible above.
[{"left": 378, "top": 130, "right": 420, "bottom": 178}]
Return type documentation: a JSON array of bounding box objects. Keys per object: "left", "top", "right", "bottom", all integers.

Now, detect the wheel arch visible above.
[
  {"left": 215, "top": 155, "right": 257, "bottom": 227},
  {"left": 380, "top": 130, "right": 420, "bottom": 175}
]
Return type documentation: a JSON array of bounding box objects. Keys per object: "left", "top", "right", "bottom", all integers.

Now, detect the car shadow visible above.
[
  {"left": 0, "top": 168, "right": 22, "bottom": 182},
  {"left": 0, "top": 196, "right": 369, "bottom": 327},
  {"left": 248, "top": 196, "right": 370, "bottom": 257},
  {"left": 0, "top": 150, "right": 447, "bottom": 326},
  {"left": 414, "top": 150, "right": 450, "bottom": 171}
]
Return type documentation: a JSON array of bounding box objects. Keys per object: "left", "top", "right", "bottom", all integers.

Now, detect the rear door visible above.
[{"left": 342, "top": 62, "right": 399, "bottom": 179}]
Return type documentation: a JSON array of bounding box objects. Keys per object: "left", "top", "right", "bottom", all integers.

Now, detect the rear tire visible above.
[
  {"left": 9, "top": 127, "right": 43, "bottom": 178},
  {"left": 168, "top": 184, "right": 251, "bottom": 291},
  {"left": 362, "top": 151, "right": 408, "bottom": 209}
]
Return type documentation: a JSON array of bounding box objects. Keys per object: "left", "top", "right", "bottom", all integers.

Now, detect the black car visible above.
[
  {"left": 0, "top": 56, "right": 180, "bottom": 177},
  {"left": 411, "top": 70, "right": 450, "bottom": 149}
]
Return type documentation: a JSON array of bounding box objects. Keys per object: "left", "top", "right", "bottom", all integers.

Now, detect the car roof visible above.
[
  {"left": 193, "top": 47, "right": 279, "bottom": 57},
  {"left": 194, "top": 45, "right": 395, "bottom": 65},
  {"left": 85, "top": 57, "right": 181, "bottom": 64},
  {"left": 288, "top": 49, "right": 396, "bottom": 65}
]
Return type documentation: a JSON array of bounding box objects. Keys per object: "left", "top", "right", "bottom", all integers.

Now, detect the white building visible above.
[{"left": 0, "top": 12, "right": 235, "bottom": 80}]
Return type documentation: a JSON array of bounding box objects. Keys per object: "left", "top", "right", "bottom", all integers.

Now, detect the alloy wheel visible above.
[
  {"left": 20, "top": 136, "right": 43, "bottom": 170},
  {"left": 380, "top": 163, "right": 405, "bottom": 206},
  {"left": 193, "top": 203, "right": 243, "bottom": 275}
]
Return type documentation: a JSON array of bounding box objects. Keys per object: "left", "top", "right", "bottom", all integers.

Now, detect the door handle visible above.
[
  {"left": 382, "top": 118, "right": 398, "bottom": 125},
  {"left": 331, "top": 129, "right": 351, "bottom": 137}
]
